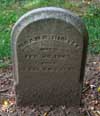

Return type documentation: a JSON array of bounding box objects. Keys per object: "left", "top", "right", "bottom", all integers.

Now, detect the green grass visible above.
[
  {"left": 0, "top": 0, "right": 100, "bottom": 63},
  {"left": 82, "top": 5, "right": 100, "bottom": 54},
  {"left": 83, "top": 16, "right": 100, "bottom": 54}
]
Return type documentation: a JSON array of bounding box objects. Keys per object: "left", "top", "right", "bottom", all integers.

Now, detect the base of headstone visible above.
[{"left": 15, "top": 77, "right": 81, "bottom": 106}]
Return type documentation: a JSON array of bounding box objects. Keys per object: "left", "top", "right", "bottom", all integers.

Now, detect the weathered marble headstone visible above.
[{"left": 11, "top": 7, "right": 88, "bottom": 106}]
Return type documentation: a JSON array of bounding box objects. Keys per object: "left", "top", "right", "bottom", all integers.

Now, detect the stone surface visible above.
[{"left": 11, "top": 7, "right": 88, "bottom": 106}]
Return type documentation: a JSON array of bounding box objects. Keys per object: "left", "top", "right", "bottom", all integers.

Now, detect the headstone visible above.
[{"left": 11, "top": 7, "right": 88, "bottom": 106}]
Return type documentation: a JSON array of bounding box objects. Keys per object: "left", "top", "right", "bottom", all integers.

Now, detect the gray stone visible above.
[{"left": 11, "top": 7, "right": 88, "bottom": 106}]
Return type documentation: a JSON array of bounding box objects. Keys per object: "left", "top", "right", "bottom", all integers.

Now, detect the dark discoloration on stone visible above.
[{"left": 11, "top": 7, "right": 88, "bottom": 106}]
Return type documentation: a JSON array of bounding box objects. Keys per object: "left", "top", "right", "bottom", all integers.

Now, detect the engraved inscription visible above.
[
  {"left": 18, "top": 34, "right": 80, "bottom": 49},
  {"left": 18, "top": 34, "right": 80, "bottom": 72},
  {"left": 19, "top": 49, "right": 78, "bottom": 72}
]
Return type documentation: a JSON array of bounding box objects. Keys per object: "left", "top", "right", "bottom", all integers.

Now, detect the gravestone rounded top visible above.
[{"left": 12, "top": 7, "right": 88, "bottom": 44}]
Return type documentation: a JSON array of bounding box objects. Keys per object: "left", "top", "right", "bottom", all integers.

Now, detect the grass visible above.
[
  {"left": 82, "top": 5, "right": 100, "bottom": 54},
  {"left": 0, "top": 0, "right": 100, "bottom": 67}
]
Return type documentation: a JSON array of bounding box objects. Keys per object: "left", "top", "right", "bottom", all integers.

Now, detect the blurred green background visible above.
[{"left": 0, "top": 0, "right": 100, "bottom": 67}]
